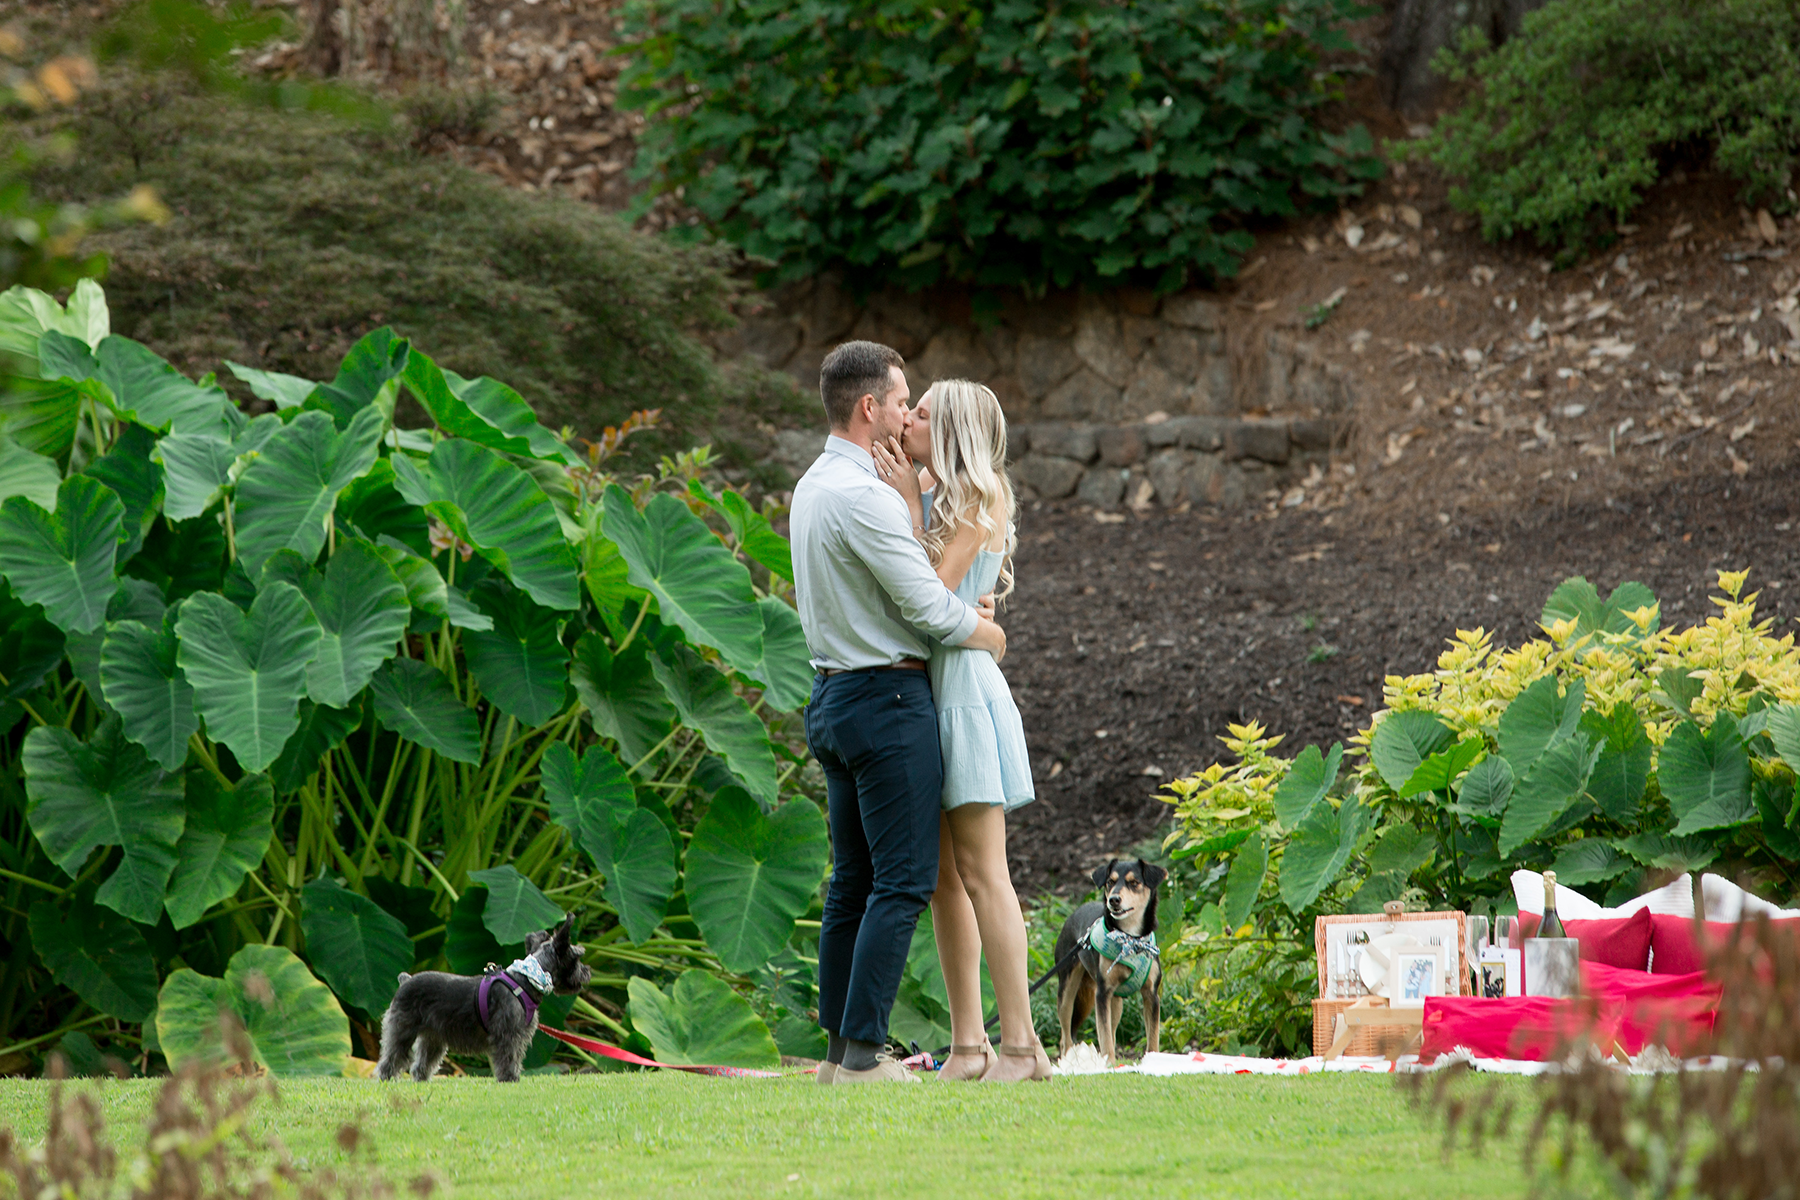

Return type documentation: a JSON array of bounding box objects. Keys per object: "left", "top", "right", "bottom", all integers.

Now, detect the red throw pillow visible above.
[
  {"left": 1651, "top": 913, "right": 1800, "bottom": 975},
  {"left": 1513, "top": 906, "right": 1652, "bottom": 972}
]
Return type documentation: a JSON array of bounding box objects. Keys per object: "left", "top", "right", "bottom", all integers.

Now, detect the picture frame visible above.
[
  {"left": 1391, "top": 948, "right": 1444, "bottom": 1008},
  {"left": 1478, "top": 956, "right": 1509, "bottom": 999}
]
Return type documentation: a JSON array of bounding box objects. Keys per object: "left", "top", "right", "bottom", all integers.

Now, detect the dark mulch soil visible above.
[{"left": 1002, "top": 460, "right": 1800, "bottom": 895}]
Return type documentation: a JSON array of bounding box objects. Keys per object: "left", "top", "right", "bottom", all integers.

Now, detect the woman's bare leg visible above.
[
  {"left": 945, "top": 804, "right": 1043, "bottom": 1081},
  {"left": 930, "top": 812, "right": 989, "bottom": 1079}
]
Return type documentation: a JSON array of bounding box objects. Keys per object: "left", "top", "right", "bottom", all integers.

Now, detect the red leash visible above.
[{"left": 538, "top": 1025, "right": 785, "bottom": 1078}]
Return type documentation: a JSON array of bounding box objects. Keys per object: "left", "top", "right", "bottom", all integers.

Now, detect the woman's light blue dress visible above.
[{"left": 923, "top": 493, "right": 1036, "bottom": 812}]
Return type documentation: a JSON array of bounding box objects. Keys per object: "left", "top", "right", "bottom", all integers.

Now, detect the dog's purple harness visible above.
[{"left": 477, "top": 970, "right": 541, "bottom": 1030}]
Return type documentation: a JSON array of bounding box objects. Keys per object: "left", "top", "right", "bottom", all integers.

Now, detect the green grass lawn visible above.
[{"left": 0, "top": 1071, "right": 1542, "bottom": 1199}]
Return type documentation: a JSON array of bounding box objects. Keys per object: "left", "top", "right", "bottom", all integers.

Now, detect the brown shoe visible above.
[
  {"left": 981, "top": 1039, "right": 1053, "bottom": 1083},
  {"left": 831, "top": 1052, "right": 920, "bottom": 1084},
  {"left": 815, "top": 1061, "right": 837, "bottom": 1085},
  {"left": 936, "top": 1042, "right": 994, "bottom": 1083}
]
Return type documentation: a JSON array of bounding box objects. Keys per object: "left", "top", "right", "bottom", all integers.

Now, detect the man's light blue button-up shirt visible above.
[{"left": 790, "top": 435, "right": 980, "bottom": 671}]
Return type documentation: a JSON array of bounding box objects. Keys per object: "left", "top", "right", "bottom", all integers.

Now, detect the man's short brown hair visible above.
[{"left": 819, "top": 341, "right": 905, "bottom": 430}]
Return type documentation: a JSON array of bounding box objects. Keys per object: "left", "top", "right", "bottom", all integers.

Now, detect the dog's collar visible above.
[
  {"left": 1085, "top": 917, "right": 1159, "bottom": 993},
  {"left": 506, "top": 956, "right": 553, "bottom": 994}
]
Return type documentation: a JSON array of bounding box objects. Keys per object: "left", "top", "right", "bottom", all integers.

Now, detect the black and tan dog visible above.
[{"left": 1055, "top": 858, "right": 1166, "bottom": 1064}]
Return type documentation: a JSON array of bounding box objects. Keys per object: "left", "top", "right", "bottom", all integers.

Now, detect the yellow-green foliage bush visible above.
[{"left": 1155, "top": 570, "right": 1800, "bottom": 1048}]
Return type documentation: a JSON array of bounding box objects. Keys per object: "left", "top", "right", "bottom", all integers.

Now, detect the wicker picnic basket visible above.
[{"left": 1310, "top": 911, "right": 1470, "bottom": 1058}]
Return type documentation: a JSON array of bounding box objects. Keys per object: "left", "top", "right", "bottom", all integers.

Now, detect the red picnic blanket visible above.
[{"left": 1419, "top": 961, "right": 1721, "bottom": 1062}]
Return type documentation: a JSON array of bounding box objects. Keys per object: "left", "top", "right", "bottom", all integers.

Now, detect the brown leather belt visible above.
[{"left": 819, "top": 658, "right": 928, "bottom": 677}]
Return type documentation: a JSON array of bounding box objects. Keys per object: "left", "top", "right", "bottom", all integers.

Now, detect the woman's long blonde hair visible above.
[{"left": 921, "top": 379, "right": 1016, "bottom": 601}]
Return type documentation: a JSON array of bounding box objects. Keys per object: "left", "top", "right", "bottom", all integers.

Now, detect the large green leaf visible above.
[
  {"left": 1662, "top": 715, "right": 1755, "bottom": 835},
  {"left": 1765, "top": 703, "right": 1800, "bottom": 774},
  {"left": 300, "top": 878, "right": 414, "bottom": 1015},
  {"left": 99, "top": 612, "right": 198, "bottom": 770},
  {"left": 0, "top": 580, "right": 62, "bottom": 702},
  {"left": 0, "top": 280, "right": 108, "bottom": 358},
  {"left": 95, "top": 336, "right": 230, "bottom": 432},
  {"left": 224, "top": 360, "right": 316, "bottom": 410},
  {"left": 444, "top": 887, "right": 511, "bottom": 975},
  {"left": 1755, "top": 776, "right": 1800, "bottom": 861},
  {"left": 304, "top": 327, "right": 408, "bottom": 428},
  {"left": 626, "top": 971, "right": 779, "bottom": 1069},
  {"left": 603, "top": 486, "right": 763, "bottom": 671},
  {"left": 1367, "top": 824, "right": 1435, "bottom": 877},
  {"left": 233, "top": 407, "right": 385, "bottom": 575},
  {"left": 1551, "top": 840, "right": 1631, "bottom": 886},
  {"left": 175, "top": 585, "right": 322, "bottom": 773},
  {"left": 570, "top": 632, "right": 675, "bottom": 765},
  {"left": 1578, "top": 703, "right": 1652, "bottom": 822},
  {"left": 0, "top": 474, "right": 123, "bottom": 634},
  {"left": 82, "top": 425, "right": 161, "bottom": 561},
  {"left": 687, "top": 479, "right": 794, "bottom": 583},
  {"left": 741, "top": 596, "right": 812, "bottom": 712},
  {"left": 466, "top": 865, "right": 565, "bottom": 945},
  {"left": 35, "top": 329, "right": 98, "bottom": 382},
  {"left": 1272, "top": 742, "right": 1341, "bottom": 829},
  {"left": 1400, "top": 737, "right": 1484, "bottom": 798},
  {"left": 1498, "top": 675, "right": 1586, "bottom": 776},
  {"left": 543, "top": 743, "right": 676, "bottom": 944},
  {"left": 0, "top": 435, "right": 59, "bottom": 510},
  {"left": 368, "top": 657, "right": 480, "bottom": 763},
  {"left": 0, "top": 375, "right": 101, "bottom": 459},
  {"left": 1450, "top": 754, "right": 1514, "bottom": 821},
  {"left": 651, "top": 639, "right": 778, "bottom": 808},
  {"left": 686, "top": 788, "right": 829, "bottom": 973},
  {"left": 269, "top": 700, "right": 359, "bottom": 793},
  {"left": 1498, "top": 733, "right": 1600, "bottom": 855},
  {"left": 1612, "top": 831, "right": 1719, "bottom": 873},
  {"left": 24, "top": 717, "right": 184, "bottom": 923},
  {"left": 1541, "top": 576, "right": 1660, "bottom": 640},
  {"left": 1278, "top": 795, "right": 1366, "bottom": 912},
  {"left": 154, "top": 412, "right": 281, "bottom": 521},
  {"left": 581, "top": 530, "right": 647, "bottom": 620},
  {"left": 279, "top": 539, "right": 410, "bottom": 707},
  {"left": 463, "top": 578, "right": 569, "bottom": 726},
  {"left": 1368, "top": 710, "right": 1454, "bottom": 792},
  {"left": 339, "top": 460, "right": 429, "bottom": 555},
  {"left": 402, "top": 350, "right": 572, "bottom": 463},
  {"left": 390, "top": 439, "right": 579, "bottom": 611},
  {"left": 1220, "top": 833, "right": 1267, "bottom": 931},
  {"left": 28, "top": 888, "right": 160, "bottom": 1021},
  {"left": 156, "top": 944, "right": 350, "bottom": 1077},
  {"left": 164, "top": 773, "right": 274, "bottom": 930}
]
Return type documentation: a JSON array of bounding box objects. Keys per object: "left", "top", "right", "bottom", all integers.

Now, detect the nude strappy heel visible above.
[
  {"left": 982, "top": 1039, "right": 1052, "bottom": 1082},
  {"left": 936, "top": 1041, "right": 994, "bottom": 1082}
]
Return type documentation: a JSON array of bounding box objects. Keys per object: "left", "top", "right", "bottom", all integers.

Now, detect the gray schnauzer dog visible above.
[{"left": 378, "top": 912, "right": 591, "bottom": 1082}]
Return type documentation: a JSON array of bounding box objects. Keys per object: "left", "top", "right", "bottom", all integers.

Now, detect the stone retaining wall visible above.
[{"left": 740, "top": 277, "right": 1362, "bottom": 508}]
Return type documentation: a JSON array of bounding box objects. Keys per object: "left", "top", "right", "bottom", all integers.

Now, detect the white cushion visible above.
[
  {"left": 1511, "top": 869, "right": 1694, "bottom": 921},
  {"left": 1700, "top": 873, "right": 1800, "bottom": 922}
]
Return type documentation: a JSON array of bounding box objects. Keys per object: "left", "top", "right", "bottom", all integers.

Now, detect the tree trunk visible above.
[{"left": 1378, "top": 0, "right": 1547, "bottom": 112}]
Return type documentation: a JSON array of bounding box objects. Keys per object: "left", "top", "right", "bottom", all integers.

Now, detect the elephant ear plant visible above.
[{"left": 0, "top": 280, "right": 823, "bottom": 1074}]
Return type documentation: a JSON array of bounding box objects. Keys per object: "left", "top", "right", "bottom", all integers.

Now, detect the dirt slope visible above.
[{"left": 1001, "top": 465, "right": 1800, "bottom": 894}]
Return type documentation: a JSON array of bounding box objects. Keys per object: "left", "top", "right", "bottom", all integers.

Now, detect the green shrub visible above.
[
  {"left": 621, "top": 0, "right": 1382, "bottom": 294},
  {"left": 1417, "top": 0, "right": 1800, "bottom": 252},
  {"left": 0, "top": 281, "right": 818, "bottom": 1072},
  {"left": 31, "top": 76, "right": 808, "bottom": 466}
]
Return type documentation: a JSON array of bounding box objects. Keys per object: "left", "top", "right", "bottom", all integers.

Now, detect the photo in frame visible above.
[
  {"left": 1478, "top": 956, "right": 1509, "bottom": 999},
  {"left": 1391, "top": 949, "right": 1444, "bottom": 1008}
]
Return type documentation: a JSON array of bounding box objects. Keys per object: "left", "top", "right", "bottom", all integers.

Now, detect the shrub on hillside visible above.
[
  {"left": 620, "top": 0, "right": 1382, "bottom": 294},
  {"left": 32, "top": 77, "right": 808, "bottom": 464},
  {"left": 1417, "top": 0, "right": 1800, "bottom": 253}
]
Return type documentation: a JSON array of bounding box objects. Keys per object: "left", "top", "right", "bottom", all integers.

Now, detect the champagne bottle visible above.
[{"left": 1539, "top": 870, "right": 1566, "bottom": 938}]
